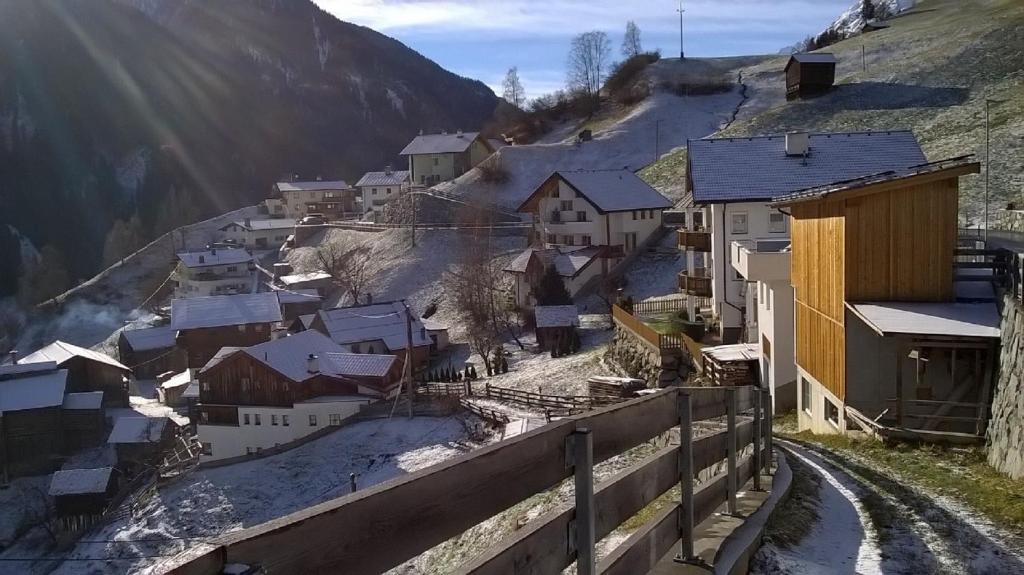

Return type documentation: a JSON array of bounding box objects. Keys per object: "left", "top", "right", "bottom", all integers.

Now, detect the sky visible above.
[{"left": 317, "top": 0, "right": 852, "bottom": 100}]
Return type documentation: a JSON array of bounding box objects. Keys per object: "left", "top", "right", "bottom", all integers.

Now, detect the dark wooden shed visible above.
[
  {"left": 118, "top": 325, "right": 187, "bottom": 380},
  {"left": 19, "top": 341, "right": 131, "bottom": 407},
  {"left": 49, "top": 466, "right": 118, "bottom": 532},
  {"left": 785, "top": 53, "right": 837, "bottom": 100},
  {"left": 61, "top": 392, "right": 107, "bottom": 452}
]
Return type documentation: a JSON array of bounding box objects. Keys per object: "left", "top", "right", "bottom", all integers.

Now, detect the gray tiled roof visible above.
[
  {"left": 323, "top": 353, "right": 397, "bottom": 378},
  {"left": 503, "top": 246, "right": 602, "bottom": 279},
  {"left": 20, "top": 341, "right": 130, "bottom": 372},
  {"left": 553, "top": 170, "right": 674, "bottom": 213},
  {"left": 400, "top": 132, "right": 482, "bottom": 155},
  {"left": 316, "top": 302, "right": 430, "bottom": 350},
  {"left": 171, "top": 292, "right": 283, "bottom": 330},
  {"left": 688, "top": 131, "right": 926, "bottom": 204},
  {"left": 121, "top": 325, "right": 177, "bottom": 352},
  {"left": 276, "top": 180, "right": 350, "bottom": 192},
  {"left": 177, "top": 249, "right": 253, "bottom": 268},
  {"left": 355, "top": 170, "right": 410, "bottom": 187},
  {"left": 0, "top": 368, "right": 67, "bottom": 413}
]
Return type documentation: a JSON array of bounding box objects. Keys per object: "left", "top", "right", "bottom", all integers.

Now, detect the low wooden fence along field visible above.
[{"left": 171, "top": 386, "right": 773, "bottom": 575}]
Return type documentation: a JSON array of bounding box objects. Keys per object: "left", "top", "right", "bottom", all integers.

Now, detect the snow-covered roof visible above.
[
  {"left": 276, "top": 180, "right": 350, "bottom": 192},
  {"left": 160, "top": 371, "right": 193, "bottom": 390},
  {"left": 400, "top": 132, "right": 483, "bottom": 155},
  {"left": 355, "top": 170, "right": 410, "bottom": 187},
  {"left": 108, "top": 416, "right": 169, "bottom": 444},
  {"left": 171, "top": 292, "right": 283, "bottom": 330},
  {"left": 535, "top": 305, "right": 581, "bottom": 328},
  {"left": 279, "top": 272, "right": 332, "bottom": 286},
  {"left": 19, "top": 341, "right": 130, "bottom": 372},
  {"left": 688, "top": 131, "right": 926, "bottom": 203},
  {"left": 221, "top": 219, "right": 297, "bottom": 232},
  {"left": 849, "top": 302, "right": 1001, "bottom": 339},
  {"left": 275, "top": 289, "right": 323, "bottom": 305},
  {"left": 0, "top": 368, "right": 67, "bottom": 413},
  {"left": 420, "top": 317, "right": 448, "bottom": 332},
  {"left": 63, "top": 391, "right": 104, "bottom": 410},
  {"left": 503, "top": 246, "right": 602, "bottom": 279},
  {"left": 539, "top": 170, "right": 674, "bottom": 213},
  {"left": 120, "top": 325, "right": 177, "bottom": 352},
  {"left": 182, "top": 383, "right": 200, "bottom": 399},
  {"left": 49, "top": 467, "right": 113, "bottom": 496},
  {"left": 0, "top": 361, "right": 58, "bottom": 379},
  {"left": 177, "top": 249, "right": 253, "bottom": 269},
  {"left": 322, "top": 353, "right": 397, "bottom": 378},
  {"left": 702, "top": 343, "right": 760, "bottom": 362},
  {"left": 315, "top": 302, "right": 430, "bottom": 351}
]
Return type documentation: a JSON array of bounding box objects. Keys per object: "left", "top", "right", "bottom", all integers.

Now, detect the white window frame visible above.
[
  {"left": 802, "top": 378, "right": 812, "bottom": 415},
  {"left": 825, "top": 398, "right": 840, "bottom": 428},
  {"left": 768, "top": 212, "right": 787, "bottom": 234},
  {"left": 731, "top": 212, "right": 748, "bottom": 235}
]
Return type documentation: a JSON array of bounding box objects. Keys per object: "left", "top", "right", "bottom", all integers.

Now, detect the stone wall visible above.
[
  {"left": 607, "top": 325, "right": 691, "bottom": 388},
  {"left": 987, "top": 292, "right": 1024, "bottom": 478}
]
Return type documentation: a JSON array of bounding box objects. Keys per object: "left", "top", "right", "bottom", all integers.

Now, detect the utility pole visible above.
[
  {"left": 410, "top": 191, "right": 417, "bottom": 248},
  {"left": 655, "top": 119, "right": 662, "bottom": 162},
  {"left": 677, "top": 0, "right": 685, "bottom": 60},
  {"left": 404, "top": 301, "right": 414, "bottom": 419},
  {"left": 862, "top": 44, "right": 866, "bottom": 72}
]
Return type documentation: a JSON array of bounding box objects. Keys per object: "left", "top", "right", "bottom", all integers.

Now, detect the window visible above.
[
  {"left": 581, "top": 235, "right": 592, "bottom": 246},
  {"left": 254, "top": 414, "right": 261, "bottom": 426},
  {"left": 632, "top": 211, "right": 637, "bottom": 220},
  {"left": 227, "top": 266, "right": 237, "bottom": 272},
  {"left": 564, "top": 235, "right": 575, "bottom": 246},
  {"left": 825, "top": 398, "right": 840, "bottom": 427},
  {"left": 576, "top": 211, "right": 587, "bottom": 222},
  {"left": 640, "top": 210, "right": 646, "bottom": 220},
  {"left": 766, "top": 286, "right": 772, "bottom": 311},
  {"left": 246, "top": 447, "right": 254, "bottom": 455},
  {"left": 769, "top": 212, "right": 786, "bottom": 233},
  {"left": 648, "top": 209, "right": 654, "bottom": 219},
  {"left": 547, "top": 234, "right": 557, "bottom": 244},
  {"left": 731, "top": 213, "right": 748, "bottom": 235},
  {"left": 802, "top": 378, "right": 812, "bottom": 415},
  {"left": 309, "top": 414, "right": 318, "bottom": 426},
  {"left": 282, "top": 415, "right": 290, "bottom": 427},
  {"left": 372, "top": 188, "right": 378, "bottom": 195},
  {"left": 201, "top": 442, "right": 212, "bottom": 456},
  {"left": 243, "top": 413, "right": 250, "bottom": 425},
  {"left": 237, "top": 325, "right": 247, "bottom": 333},
  {"left": 271, "top": 414, "right": 278, "bottom": 426},
  {"left": 326, "top": 204, "right": 335, "bottom": 209},
  {"left": 560, "top": 200, "right": 573, "bottom": 211},
  {"left": 329, "top": 413, "right": 342, "bottom": 426},
  {"left": 201, "top": 382, "right": 210, "bottom": 392},
  {"left": 386, "top": 187, "right": 392, "bottom": 194},
  {"left": 433, "top": 157, "right": 439, "bottom": 166}
]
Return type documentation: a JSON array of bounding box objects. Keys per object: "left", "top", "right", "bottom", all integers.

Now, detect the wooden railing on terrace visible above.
[
  {"left": 611, "top": 304, "right": 684, "bottom": 352},
  {"left": 678, "top": 271, "right": 713, "bottom": 298},
  {"left": 172, "top": 386, "right": 772, "bottom": 575},
  {"left": 677, "top": 229, "right": 712, "bottom": 252}
]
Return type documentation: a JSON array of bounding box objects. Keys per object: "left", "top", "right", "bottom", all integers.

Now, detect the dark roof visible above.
[
  {"left": 170, "top": 292, "right": 283, "bottom": 330},
  {"left": 400, "top": 132, "right": 484, "bottom": 155},
  {"left": 503, "top": 246, "right": 602, "bottom": 279},
  {"left": 355, "top": 170, "right": 410, "bottom": 187},
  {"left": 553, "top": 170, "right": 674, "bottom": 213},
  {"left": 785, "top": 53, "right": 837, "bottom": 70},
  {"left": 688, "top": 131, "right": 926, "bottom": 204},
  {"left": 276, "top": 181, "right": 350, "bottom": 192}
]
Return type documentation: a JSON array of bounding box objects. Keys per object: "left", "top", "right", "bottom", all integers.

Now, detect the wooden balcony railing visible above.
[
  {"left": 677, "top": 230, "right": 712, "bottom": 252},
  {"left": 678, "top": 271, "right": 713, "bottom": 298},
  {"left": 611, "top": 304, "right": 684, "bottom": 352},
  {"left": 173, "top": 386, "right": 772, "bottom": 575}
]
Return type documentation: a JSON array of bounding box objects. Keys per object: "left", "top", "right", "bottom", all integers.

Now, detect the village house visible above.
[
  {"left": 420, "top": 317, "right": 450, "bottom": 354},
  {"left": 108, "top": 416, "right": 176, "bottom": 470},
  {"left": 270, "top": 180, "right": 356, "bottom": 220},
  {"left": 18, "top": 341, "right": 132, "bottom": 407},
  {"left": 171, "top": 292, "right": 284, "bottom": 368},
  {"left": 61, "top": 391, "right": 107, "bottom": 452},
  {"left": 770, "top": 157, "right": 992, "bottom": 440},
  {"left": 683, "top": 131, "right": 928, "bottom": 380},
  {"left": 275, "top": 288, "right": 324, "bottom": 322},
  {"left": 784, "top": 53, "right": 837, "bottom": 100},
  {"left": 157, "top": 370, "right": 193, "bottom": 407},
  {"left": 534, "top": 305, "right": 580, "bottom": 352},
  {"left": 0, "top": 362, "right": 68, "bottom": 479},
  {"left": 219, "top": 218, "right": 295, "bottom": 249},
  {"left": 399, "top": 131, "right": 494, "bottom": 186},
  {"left": 173, "top": 247, "right": 256, "bottom": 298},
  {"left": 195, "top": 330, "right": 402, "bottom": 462},
  {"left": 509, "top": 169, "right": 672, "bottom": 305},
  {"left": 49, "top": 466, "right": 118, "bottom": 531},
  {"left": 355, "top": 168, "right": 410, "bottom": 222},
  {"left": 118, "top": 324, "right": 187, "bottom": 381},
  {"left": 307, "top": 301, "right": 432, "bottom": 373},
  {"left": 276, "top": 271, "right": 333, "bottom": 295}
]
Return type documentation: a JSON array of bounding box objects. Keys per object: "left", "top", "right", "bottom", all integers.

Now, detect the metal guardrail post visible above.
[
  {"left": 752, "top": 389, "right": 762, "bottom": 491},
  {"left": 675, "top": 390, "right": 696, "bottom": 563},
  {"left": 568, "top": 428, "right": 595, "bottom": 575},
  {"left": 726, "top": 387, "right": 738, "bottom": 515}
]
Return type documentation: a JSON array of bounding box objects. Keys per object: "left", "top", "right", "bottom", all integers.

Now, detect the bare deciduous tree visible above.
[
  {"left": 567, "top": 31, "right": 611, "bottom": 99},
  {"left": 316, "top": 243, "right": 373, "bottom": 305},
  {"left": 621, "top": 21, "right": 642, "bottom": 58},
  {"left": 502, "top": 66, "right": 526, "bottom": 110}
]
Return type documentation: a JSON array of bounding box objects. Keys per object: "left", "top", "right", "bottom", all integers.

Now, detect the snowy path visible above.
[{"left": 753, "top": 440, "right": 1024, "bottom": 575}]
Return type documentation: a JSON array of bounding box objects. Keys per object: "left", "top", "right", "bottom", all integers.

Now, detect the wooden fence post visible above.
[
  {"left": 350, "top": 473, "right": 357, "bottom": 493},
  {"left": 726, "top": 387, "right": 738, "bottom": 515},
  {"left": 675, "top": 390, "right": 696, "bottom": 563},
  {"left": 569, "top": 428, "right": 595, "bottom": 575},
  {"left": 752, "top": 389, "right": 762, "bottom": 491}
]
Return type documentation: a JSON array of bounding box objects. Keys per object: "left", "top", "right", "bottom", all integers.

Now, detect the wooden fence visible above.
[
  {"left": 630, "top": 298, "right": 686, "bottom": 315},
  {"left": 419, "top": 381, "right": 610, "bottom": 415},
  {"left": 611, "top": 304, "right": 684, "bottom": 352},
  {"left": 171, "top": 386, "right": 772, "bottom": 575}
]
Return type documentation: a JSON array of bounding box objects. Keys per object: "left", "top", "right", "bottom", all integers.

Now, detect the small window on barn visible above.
[
  {"left": 802, "top": 378, "right": 812, "bottom": 415},
  {"left": 731, "top": 213, "right": 748, "bottom": 235},
  {"left": 271, "top": 415, "right": 278, "bottom": 426},
  {"left": 282, "top": 415, "right": 290, "bottom": 427},
  {"left": 309, "top": 414, "right": 317, "bottom": 426},
  {"left": 825, "top": 398, "right": 840, "bottom": 427},
  {"left": 201, "top": 442, "right": 212, "bottom": 456},
  {"left": 329, "top": 413, "right": 342, "bottom": 426},
  {"left": 254, "top": 414, "right": 261, "bottom": 426},
  {"left": 243, "top": 413, "right": 250, "bottom": 425},
  {"left": 768, "top": 212, "right": 786, "bottom": 234},
  {"left": 237, "top": 325, "right": 246, "bottom": 333}
]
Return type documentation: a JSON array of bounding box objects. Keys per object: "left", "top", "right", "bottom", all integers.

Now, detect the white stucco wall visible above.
[
  {"left": 359, "top": 184, "right": 404, "bottom": 220},
  {"left": 220, "top": 223, "right": 293, "bottom": 249},
  {"left": 757, "top": 279, "right": 797, "bottom": 412},
  {"left": 536, "top": 180, "right": 663, "bottom": 250},
  {"left": 796, "top": 368, "right": 846, "bottom": 435}
]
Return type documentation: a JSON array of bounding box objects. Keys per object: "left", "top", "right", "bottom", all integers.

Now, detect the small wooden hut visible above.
[{"left": 784, "top": 53, "right": 837, "bottom": 100}]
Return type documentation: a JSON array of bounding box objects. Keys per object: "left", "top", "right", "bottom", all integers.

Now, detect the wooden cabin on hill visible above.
[{"left": 785, "top": 53, "right": 837, "bottom": 100}]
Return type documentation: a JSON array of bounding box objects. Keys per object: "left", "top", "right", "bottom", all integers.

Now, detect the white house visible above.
[
  {"left": 399, "top": 131, "right": 494, "bottom": 186},
  {"left": 354, "top": 168, "right": 410, "bottom": 222},
  {"left": 503, "top": 246, "right": 603, "bottom": 307},
  {"left": 174, "top": 248, "right": 256, "bottom": 298},
  {"left": 508, "top": 169, "right": 673, "bottom": 305},
  {"left": 685, "top": 130, "right": 928, "bottom": 410},
  {"left": 271, "top": 180, "right": 355, "bottom": 220},
  {"left": 195, "top": 330, "right": 402, "bottom": 462},
  {"left": 307, "top": 301, "right": 432, "bottom": 372},
  {"left": 219, "top": 218, "right": 295, "bottom": 249}
]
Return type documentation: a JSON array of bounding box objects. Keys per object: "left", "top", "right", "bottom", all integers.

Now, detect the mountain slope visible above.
[{"left": 0, "top": 0, "right": 497, "bottom": 286}]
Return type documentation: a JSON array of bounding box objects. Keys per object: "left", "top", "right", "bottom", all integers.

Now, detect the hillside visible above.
[{"left": 0, "top": 0, "right": 497, "bottom": 287}]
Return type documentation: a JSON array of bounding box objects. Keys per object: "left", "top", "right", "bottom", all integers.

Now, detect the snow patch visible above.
[
  {"left": 386, "top": 87, "right": 405, "bottom": 116},
  {"left": 115, "top": 148, "right": 150, "bottom": 198},
  {"left": 312, "top": 14, "right": 330, "bottom": 71}
]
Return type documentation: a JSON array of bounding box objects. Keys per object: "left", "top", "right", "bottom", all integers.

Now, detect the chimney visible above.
[
  {"left": 384, "top": 164, "right": 392, "bottom": 176},
  {"left": 7, "top": 350, "right": 17, "bottom": 365},
  {"left": 785, "top": 132, "right": 810, "bottom": 157},
  {"left": 456, "top": 129, "right": 464, "bottom": 138},
  {"left": 307, "top": 353, "right": 319, "bottom": 374}
]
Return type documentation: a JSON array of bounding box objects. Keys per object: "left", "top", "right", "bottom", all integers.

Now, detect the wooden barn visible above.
[
  {"left": 534, "top": 305, "right": 580, "bottom": 352},
  {"left": 108, "top": 416, "right": 177, "bottom": 471},
  {"left": 0, "top": 362, "right": 68, "bottom": 479},
  {"left": 276, "top": 289, "right": 324, "bottom": 322},
  {"left": 118, "top": 325, "right": 187, "bottom": 380},
  {"left": 784, "top": 53, "right": 837, "bottom": 100},
  {"left": 61, "top": 391, "right": 107, "bottom": 452},
  {"left": 49, "top": 467, "right": 117, "bottom": 531},
  {"left": 171, "top": 292, "right": 283, "bottom": 368},
  {"left": 19, "top": 341, "right": 131, "bottom": 407}
]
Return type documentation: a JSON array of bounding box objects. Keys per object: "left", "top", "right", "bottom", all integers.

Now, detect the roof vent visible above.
[
  {"left": 384, "top": 165, "right": 392, "bottom": 176},
  {"left": 456, "top": 129, "right": 464, "bottom": 138},
  {"left": 307, "top": 353, "right": 319, "bottom": 374},
  {"left": 785, "top": 132, "right": 810, "bottom": 157}
]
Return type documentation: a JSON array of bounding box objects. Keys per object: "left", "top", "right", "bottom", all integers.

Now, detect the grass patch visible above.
[
  {"left": 774, "top": 413, "right": 1024, "bottom": 535},
  {"left": 638, "top": 147, "right": 687, "bottom": 196}
]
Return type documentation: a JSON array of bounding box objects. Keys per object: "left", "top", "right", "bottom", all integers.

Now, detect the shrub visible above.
[
  {"left": 605, "top": 51, "right": 661, "bottom": 103},
  {"left": 478, "top": 157, "right": 510, "bottom": 183}
]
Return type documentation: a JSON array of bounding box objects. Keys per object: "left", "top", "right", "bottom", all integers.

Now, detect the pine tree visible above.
[{"left": 532, "top": 265, "right": 573, "bottom": 306}]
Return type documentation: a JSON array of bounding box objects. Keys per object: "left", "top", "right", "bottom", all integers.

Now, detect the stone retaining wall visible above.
[
  {"left": 607, "top": 325, "right": 690, "bottom": 387},
  {"left": 987, "top": 292, "right": 1024, "bottom": 478}
]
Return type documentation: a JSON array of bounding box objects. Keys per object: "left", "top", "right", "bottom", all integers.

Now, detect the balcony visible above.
[
  {"left": 678, "top": 229, "right": 711, "bottom": 252},
  {"left": 678, "top": 269, "right": 712, "bottom": 297},
  {"left": 731, "top": 240, "right": 791, "bottom": 282}
]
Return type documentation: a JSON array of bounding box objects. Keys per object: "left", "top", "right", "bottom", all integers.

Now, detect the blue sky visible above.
[{"left": 317, "top": 0, "right": 851, "bottom": 100}]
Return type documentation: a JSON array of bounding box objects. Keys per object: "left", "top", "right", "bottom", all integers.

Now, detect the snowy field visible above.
[{"left": 0, "top": 416, "right": 491, "bottom": 575}]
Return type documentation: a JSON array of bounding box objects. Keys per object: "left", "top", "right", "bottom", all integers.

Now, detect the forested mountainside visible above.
[{"left": 0, "top": 0, "right": 497, "bottom": 291}]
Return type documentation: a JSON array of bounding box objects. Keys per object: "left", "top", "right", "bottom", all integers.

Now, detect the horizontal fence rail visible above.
[
  {"left": 171, "top": 386, "right": 773, "bottom": 575},
  {"left": 612, "top": 304, "right": 686, "bottom": 353}
]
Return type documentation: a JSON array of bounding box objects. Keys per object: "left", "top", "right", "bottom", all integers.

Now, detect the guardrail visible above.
[{"left": 171, "top": 386, "right": 772, "bottom": 575}]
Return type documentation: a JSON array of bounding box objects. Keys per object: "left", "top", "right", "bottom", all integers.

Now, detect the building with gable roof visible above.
[
  {"left": 355, "top": 168, "right": 411, "bottom": 222},
  {"left": 267, "top": 179, "right": 356, "bottom": 220},
  {"left": 399, "top": 131, "right": 494, "bottom": 186},
  {"left": 118, "top": 324, "right": 187, "bottom": 380},
  {"left": 19, "top": 340, "right": 131, "bottom": 407},
  {"left": 0, "top": 362, "right": 69, "bottom": 478},
  {"left": 309, "top": 301, "right": 432, "bottom": 372},
  {"left": 784, "top": 53, "right": 837, "bottom": 100},
  {"left": 174, "top": 246, "right": 256, "bottom": 298},
  {"left": 171, "top": 292, "right": 284, "bottom": 368}
]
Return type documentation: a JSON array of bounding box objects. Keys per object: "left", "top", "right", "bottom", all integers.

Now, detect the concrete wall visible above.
[
  {"left": 988, "top": 293, "right": 1024, "bottom": 478},
  {"left": 757, "top": 279, "right": 797, "bottom": 412},
  {"left": 607, "top": 325, "right": 689, "bottom": 387},
  {"left": 796, "top": 367, "right": 846, "bottom": 435}
]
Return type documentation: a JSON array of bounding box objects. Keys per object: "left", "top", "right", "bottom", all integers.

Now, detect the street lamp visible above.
[{"left": 985, "top": 97, "right": 1007, "bottom": 242}]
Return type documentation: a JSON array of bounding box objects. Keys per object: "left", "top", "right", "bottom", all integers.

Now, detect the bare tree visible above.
[
  {"left": 23, "top": 485, "right": 60, "bottom": 543},
  {"left": 316, "top": 243, "right": 373, "bottom": 305},
  {"left": 18, "top": 245, "right": 71, "bottom": 306},
  {"left": 621, "top": 21, "right": 642, "bottom": 58},
  {"left": 502, "top": 66, "right": 526, "bottom": 110},
  {"left": 567, "top": 31, "right": 611, "bottom": 99}
]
